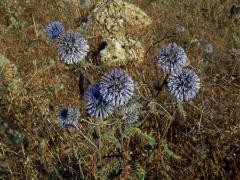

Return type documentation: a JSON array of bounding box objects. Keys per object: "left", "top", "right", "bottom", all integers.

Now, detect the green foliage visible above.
[
  {"left": 10, "top": 131, "right": 25, "bottom": 148},
  {"left": 125, "top": 127, "right": 157, "bottom": 149},
  {"left": 53, "top": 75, "right": 65, "bottom": 96},
  {"left": 190, "top": 38, "right": 200, "bottom": 48},
  {"left": 177, "top": 102, "right": 187, "bottom": 119},
  {"left": 136, "top": 163, "right": 145, "bottom": 180},
  {"left": 198, "top": 58, "right": 209, "bottom": 69},
  {"left": 101, "top": 133, "right": 121, "bottom": 148},
  {"left": 160, "top": 140, "right": 181, "bottom": 160},
  {"left": 3, "top": 0, "right": 24, "bottom": 29},
  {"left": 232, "top": 33, "right": 240, "bottom": 49},
  {"left": 147, "top": 102, "right": 157, "bottom": 114},
  {"left": 98, "top": 160, "right": 121, "bottom": 179}
]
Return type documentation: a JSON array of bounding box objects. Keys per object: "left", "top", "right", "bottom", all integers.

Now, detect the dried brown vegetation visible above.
[{"left": 0, "top": 0, "right": 239, "bottom": 179}]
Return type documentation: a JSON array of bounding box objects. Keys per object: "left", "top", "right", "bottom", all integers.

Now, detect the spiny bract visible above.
[{"left": 123, "top": 109, "right": 139, "bottom": 124}]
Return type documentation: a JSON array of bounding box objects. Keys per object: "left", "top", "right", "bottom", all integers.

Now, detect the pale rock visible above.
[
  {"left": 99, "top": 36, "right": 144, "bottom": 65},
  {"left": 91, "top": 0, "right": 151, "bottom": 65}
]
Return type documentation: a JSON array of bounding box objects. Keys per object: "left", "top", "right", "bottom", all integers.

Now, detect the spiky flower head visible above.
[
  {"left": 44, "top": 21, "right": 65, "bottom": 40},
  {"left": 123, "top": 109, "right": 139, "bottom": 124},
  {"left": 178, "top": 25, "right": 185, "bottom": 32},
  {"left": 203, "top": 42, "right": 213, "bottom": 53},
  {"left": 157, "top": 44, "right": 187, "bottom": 74},
  {"left": 99, "top": 69, "right": 134, "bottom": 107},
  {"left": 85, "top": 84, "right": 114, "bottom": 119},
  {"left": 57, "top": 32, "right": 89, "bottom": 64},
  {"left": 167, "top": 68, "right": 200, "bottom": 102},
  {"left": 58, "top": 108, "right": 80, "bottom": 128}
]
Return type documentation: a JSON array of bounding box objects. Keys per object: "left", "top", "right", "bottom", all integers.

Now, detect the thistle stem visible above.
[
  {"left": 96, "top": 125, "right": 102, "bottom": 166},
  {"left": 75, "top": 125, "right": 98, "bottom": 150},
  {"left": 119, "top": 123, "right": 125, "bottom": 152},
  {"left": 155, "top": 74, "right": 168, "bottom": 97}
]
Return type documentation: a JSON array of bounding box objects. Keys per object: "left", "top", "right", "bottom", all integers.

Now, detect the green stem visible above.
[
  {"left": 119, "top": 123, "right": 125, "bottom": 152},
  {"left": 96, "top": 125, "right": 102, "bottom": 166}
]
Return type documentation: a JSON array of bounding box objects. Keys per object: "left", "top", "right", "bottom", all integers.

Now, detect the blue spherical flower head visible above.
[
  {"left": 85, "top": 84, "right": 114, "bottom": 119},
  {"left": 44, "top": 21, "right": 65, "bottom": 40},
  {"left": 203, "top": 43, "right": 213, "bottom": 53},
  {"left": 57, "top": 32, "right": 89, "bottom": 64},
  {"left": 100, "top": 69, "right": 134, "bottom": 107},
  {"left": 157, "top": 44, "right": 187, "bottom": 74},
  {"left": 59, "top": 108, "right": 80, "bottom": 128},
  {"left": 178, "top": 25, "right": 185, "bottom": 32},
  {"left": 167, "top": 68, "right": 200, "bottom": 102}
]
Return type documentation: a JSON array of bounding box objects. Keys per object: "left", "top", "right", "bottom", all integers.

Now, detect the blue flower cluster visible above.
[
  {"left": 44, "top": 21, "right": 89, "bottom": 64},
  {"left": 157, "top": 43, "right": 200, "bottom": 102},
  {"left": 85, "top": 69, "right": 138, "bottom": 122}
]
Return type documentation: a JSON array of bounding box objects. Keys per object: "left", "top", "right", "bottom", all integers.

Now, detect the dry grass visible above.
[{"left": 0, "top": 0, "right": 239, "bottom": 179}]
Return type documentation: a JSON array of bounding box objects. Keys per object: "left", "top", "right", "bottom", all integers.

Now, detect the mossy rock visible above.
[{"left": 0, "top": 54, "right": 23, "bottom": 99}]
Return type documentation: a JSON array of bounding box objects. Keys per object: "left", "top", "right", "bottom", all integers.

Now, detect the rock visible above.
[
  {"left": 90, "top": 0, "right": 152, "bottom": 65},
  {"left": 99, "top": 36, "right": 144, "bottom": 65},
  {"left": 95, "top": 0, "right": 152, "bottom": 38},
  {"left": 0, "top": 54, "right": 23, "bottom": 99}
]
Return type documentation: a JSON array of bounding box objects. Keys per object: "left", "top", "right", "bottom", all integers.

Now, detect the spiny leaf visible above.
[
  {"left": 136, "top": 163, "right": 145, "bottom": 180},
  {"left": 125, "top": 127, "right": 157, "bottom": 149},
  {"left": 101, "top": 133, "right": 121, "bottom": 148},
  {"left": 160, "top": 140, "right": 181, "bottom": 160}
]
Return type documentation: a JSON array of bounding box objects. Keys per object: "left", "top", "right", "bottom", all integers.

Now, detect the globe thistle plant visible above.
[
  {"left": 157, "top": 44, "right": 187, "bottom": 74},
  {"left": 58, "top": 108, "right": 80, "bottom": 128},
  {"left": 85, "top": 84, "right": 114, "bottom": 119},
  {"left": 44, "top": 21, "right": 65, "bottom": 40},
  {"left": 167, "top": 68, "right": 200, "bottom": 102},
  {"left": 99, "top": 69, "right": 134, "bottom": 107},
  {"left": 57, "top": 32, "right": 89, "bottom": 64}
]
